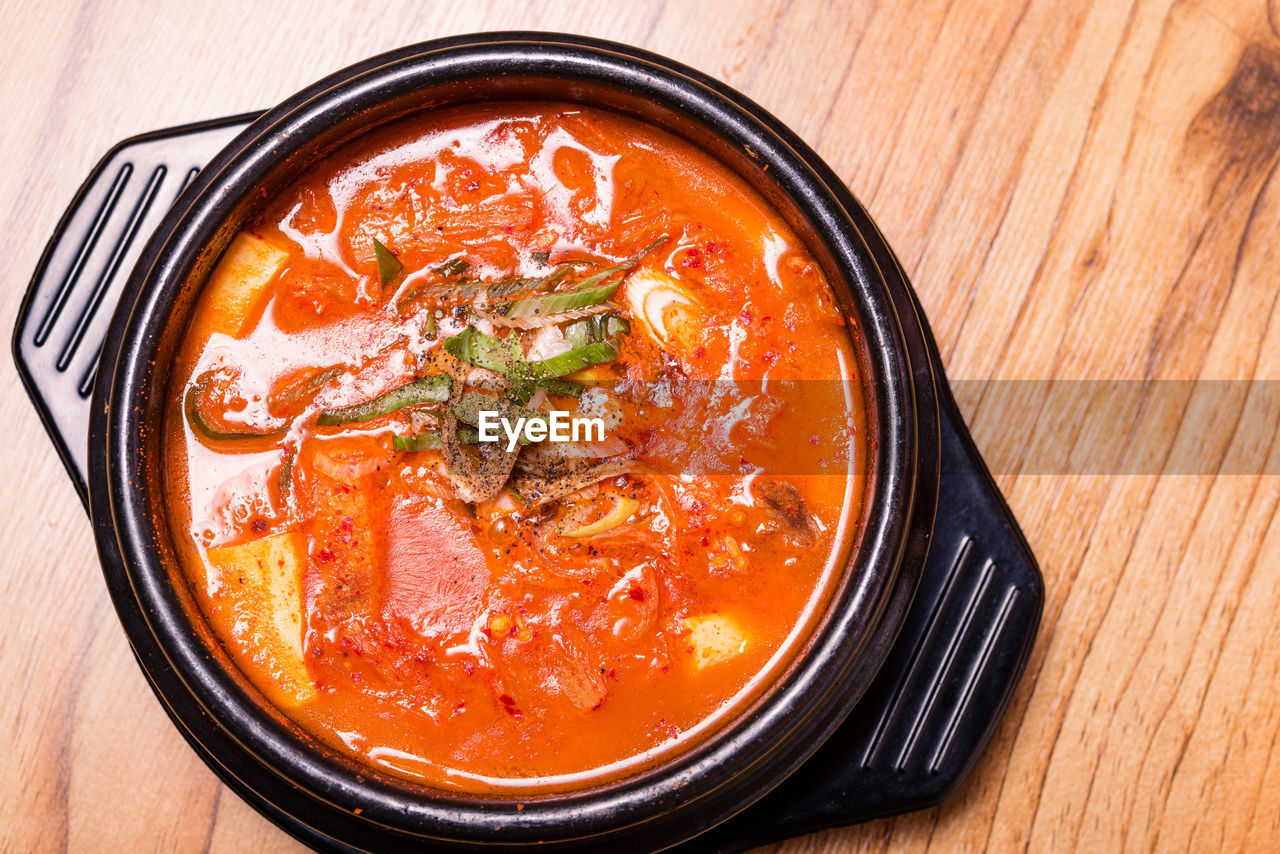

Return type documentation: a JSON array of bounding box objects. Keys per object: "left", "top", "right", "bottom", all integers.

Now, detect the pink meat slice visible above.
[{"left": 383, "top": 497, "right": 489, "bottom": 638}]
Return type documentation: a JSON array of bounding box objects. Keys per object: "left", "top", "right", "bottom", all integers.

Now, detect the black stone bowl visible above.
[{"left": 89, "top": 32, "right": 940, "bottom": 852}]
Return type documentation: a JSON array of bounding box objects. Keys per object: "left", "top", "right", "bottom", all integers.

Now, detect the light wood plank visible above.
[{"left": 3, "top": 0, "right": 1279, "bottom": 850}]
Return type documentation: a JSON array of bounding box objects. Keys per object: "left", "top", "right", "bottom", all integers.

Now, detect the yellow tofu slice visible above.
[
  {"left": 684, "top": 613, "right": 749, "bottom": 669},
  {"left": 201, "top": 232, "right": 289, "bottom": 339},
  {"left": 206, "top": 531, "right": 314, "bottom": 707}
]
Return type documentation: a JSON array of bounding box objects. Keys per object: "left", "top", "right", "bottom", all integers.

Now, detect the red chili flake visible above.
[
  {"left": 693, "top": 346, "right": 707, "bottom": 360},
  {"left": 810, "top": 435, "right": 820, "bottom": 446},
  {"left": 629, "top": 586, "right": 646, "bottom": 601},
  {"left": 738, "top": 308, "right": 754, "bottom": 325},
  {"left": 680, "top": 247, "right": 703, "bottom": 269},
  {"left": 250, "top": 518, "right": 268, "bottom": 533},
  {"left": 705, "top": 241, "right": 721, "bottom": 254},
  {"left": 317, "top": 548, "right": 335, "bottom": 563},
  {"left": 340, "top": 515, "right": 354, "bottom": 532},
  {"left": 700, "top": 536, "right": 710, "bottom": 547}
]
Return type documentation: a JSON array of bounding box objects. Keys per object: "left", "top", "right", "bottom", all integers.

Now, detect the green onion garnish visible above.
[
  {"left": 434, "top": 258, "right": 472, "bottom": 278},
  {"left": 316, "top": 374, "right": 451, "bottom": 425},
  {"left": 373, "top": 238, "right": 403, "bottom": 286}
]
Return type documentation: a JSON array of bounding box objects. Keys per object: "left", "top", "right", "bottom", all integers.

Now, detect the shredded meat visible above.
[{"left": 755, "top": 477, "right": 817, "bottom": 547}]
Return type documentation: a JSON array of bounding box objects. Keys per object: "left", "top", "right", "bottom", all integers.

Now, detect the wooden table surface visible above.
[{"left": 5, "top": 0, "right": 1280, "bottom": 851}]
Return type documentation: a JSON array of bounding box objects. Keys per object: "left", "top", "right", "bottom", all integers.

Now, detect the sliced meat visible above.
[
  {"left": 496, "top": 631, "right": 607, "bottom": 714},
  {"left": 383, "top": 496, "right": 490, "bottom": 638},
  {"left": 511, "top": 446, "right": 633, "bottom": 507},
  {"left": 755, "top": 477, "right": 817, "bottom": 547},
  {"left": 441, "top": 411, "right": 520, "bottom": 502}
]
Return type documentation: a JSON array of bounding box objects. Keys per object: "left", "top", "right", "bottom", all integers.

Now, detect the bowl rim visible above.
[{"left": 93, "top": 32, "right": 927, "bottom": 848}]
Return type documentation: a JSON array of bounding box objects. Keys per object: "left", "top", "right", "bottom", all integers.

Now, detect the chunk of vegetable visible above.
[
  {"left": 394, "top": 424, "right": 480, "bottom": 451},
  {"left": 565, "top": 313, "right": 630, "bottom": 348},
  {"left": 443, "top": 326, "right": 523, "bottom": 373},
  {"left": 625, "top": 269, "right": 699, "bottom": 348},
  {"left": 560, "top": 496, "right": 639, "bottom": 538},
  {"left": 373, "top": 238, "right": 403, "bottom": 285},
  {"left": 530, "top": 340, "right": 621, "bottom": 378},
  {"left": 185, "top": 370, "right": 287, "bottom": 442},
  {"left": 446, "top": 325, "right": 622, "bottom": 405},
  {"left": 500, "top": 281, "right": 620, "bottom": 320},
  {"left": 572, "top": 236, "right": 669, "bottom": 291},
  {"left": 206, "top": 532, "right": 315, "bottom": 706},
  {"left": 684, "top": 614, "right": 748, "bottom": 669},
  {"left": 201, "top": 233, "right": 289, "bottom": 338},
  {"left": 316, "top": 375, "right": 451, "bottom": 425}
]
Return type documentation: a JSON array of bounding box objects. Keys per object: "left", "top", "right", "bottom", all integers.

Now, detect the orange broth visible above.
[{"left": 163, "top": 103, "right": 869, "bottom": 793}]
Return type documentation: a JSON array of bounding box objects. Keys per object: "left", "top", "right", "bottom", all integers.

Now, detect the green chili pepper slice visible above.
[
  {"left": 184, "top": 371, "right": 287, "bottom": 441},
  {"left": 316, "top": 374, "right": 451, "bottom": 426}
]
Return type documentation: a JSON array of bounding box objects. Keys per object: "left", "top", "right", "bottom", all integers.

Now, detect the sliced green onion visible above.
[
  {"left": 446, "top": 326, "right": 620, "bottom": 404},
  {"left": 451, "top": 392, "right": 547, "bottom": 439},
  {"left": 507, "top": 341, "right": 620, "bottom": 404},
  {"left": 538, "top": 377, "right": 583, "bottom": 398},
  {"left": 490, "top": 276, "right": 541, "bottom": 298},
  {"left": 565, "top": 314, "right": 630, "bottom": 348},
  {"left": 316, "top": 374, "right": 451, "bottom": 426},
  {"left": 532, "top": 340, "right": 621, "bottom": 378},
  {"left": 393, "top": 424, "right": 480, "bottom": 451},
  {"left": 373, "top": 239, "right": 403, "bottom": 286},
  {"left": 501, "top": 282, "right": 619, "bottom": 320},
  {"left": 394, "top": 432, "right": 441, "bottom": 451},
  {"left": 573, "top": 236, "right": 668, "bottom": 291},
  {"left": 435, "top": 258, "right": 472, "bottom": 278},
  {"left": 185, "top": 373, "right": 287, "bottom": 441},
  {"left": 443, "top": 326, "right": 522, "bottom": 372}
]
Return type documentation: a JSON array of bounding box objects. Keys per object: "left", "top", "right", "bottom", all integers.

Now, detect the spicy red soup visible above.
[{"left": 163, "top": 103, "right": 868, "bottom": 792}]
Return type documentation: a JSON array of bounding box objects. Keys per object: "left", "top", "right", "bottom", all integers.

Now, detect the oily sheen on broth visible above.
[{"left": 163, "top": 103, "right": 869, "bottom": 793}]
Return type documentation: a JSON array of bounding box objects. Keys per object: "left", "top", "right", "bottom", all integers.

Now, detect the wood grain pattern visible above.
[{"left": 3, "top": 0, "right": 1278, "bottom": 850}]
